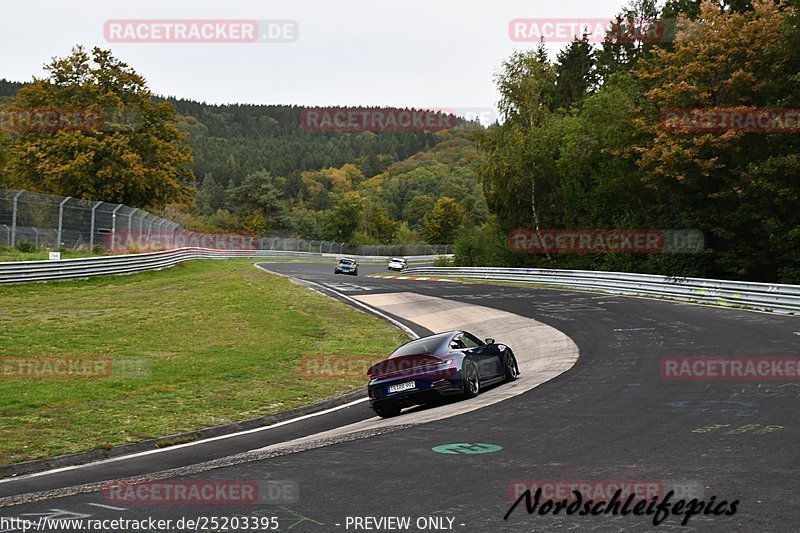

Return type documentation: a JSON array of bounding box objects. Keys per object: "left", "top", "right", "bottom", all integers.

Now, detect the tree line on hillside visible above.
[
  {"left": 184, "top": 128, "right": 486, "bottom": 245},
  {"left": 463, "top": 0, "right": 800, "bottom": 283},
  {"left": 0, "top": 47, "right": 485, "bottom": 246},
  {"left": 168, "top": 99, "right": 450, "bottom": 182},
  {"left": 1, "top": 0, "right": 798, "bottom": 283}
]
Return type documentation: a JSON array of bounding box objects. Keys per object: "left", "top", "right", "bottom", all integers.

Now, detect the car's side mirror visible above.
[{"left": 484, "top": 337, "right": 495, "bottom": 345}]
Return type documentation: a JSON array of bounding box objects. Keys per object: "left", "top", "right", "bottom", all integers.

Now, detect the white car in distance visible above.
[{"left": 387, "top": 258, "right": 407, "bottom": 271}]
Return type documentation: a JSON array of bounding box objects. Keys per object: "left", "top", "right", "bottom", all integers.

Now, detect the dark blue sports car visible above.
[{"left": 366, "top": 330, "right": 519, "bottom": 418}]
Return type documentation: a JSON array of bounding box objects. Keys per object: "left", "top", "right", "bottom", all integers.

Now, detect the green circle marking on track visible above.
[{"left": 432, "top": 443, "right": 503, "bottom": 455}]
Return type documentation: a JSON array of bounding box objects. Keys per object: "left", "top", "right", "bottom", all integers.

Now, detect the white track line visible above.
[{"left": 0, "top": 397, "right": 368, "bottom": 484}]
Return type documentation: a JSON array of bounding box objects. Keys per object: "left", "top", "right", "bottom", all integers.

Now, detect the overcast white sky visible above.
[{"left": 2, "top": 0, "right": 633, "bottom": 121}]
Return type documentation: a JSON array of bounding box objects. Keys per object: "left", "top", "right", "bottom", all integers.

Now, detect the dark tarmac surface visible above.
[{"left": 1, "top": 261, "right": 797, "bottom": 532}]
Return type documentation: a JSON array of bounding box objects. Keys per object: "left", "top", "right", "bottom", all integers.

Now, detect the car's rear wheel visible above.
[
  {"left": 504, "top": 351, "right": 520, "bottom": 382},
  {"left": 462, "top": 359, "right": 480, "bottom": 399},
  {"left": 373, "top": 403, "right": 401, "bottom": 418}
]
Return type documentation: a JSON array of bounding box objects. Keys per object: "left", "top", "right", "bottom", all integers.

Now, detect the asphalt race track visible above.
[{"left": 1, "top": 261, "right": 798, "bottom": 532}]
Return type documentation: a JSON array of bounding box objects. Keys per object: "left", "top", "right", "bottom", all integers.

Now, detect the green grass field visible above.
[
  {"left": 0, "top": 259, "right": 408, "bottom": 466},
  {"left": 0, "top": 247, "right": 106, "bottom": 262}
]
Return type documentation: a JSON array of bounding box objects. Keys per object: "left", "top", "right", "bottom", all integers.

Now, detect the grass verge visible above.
[
  {"left": 0, "top": 247, "right": 107, "bottom": 262},
  {"left": 0, "top": 259, "right": 407, "bottom": 465}
]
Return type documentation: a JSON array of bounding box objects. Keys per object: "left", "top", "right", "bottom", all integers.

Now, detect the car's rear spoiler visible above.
[{"left": 367, "top": 354, "right": 450, "bottom": 378}]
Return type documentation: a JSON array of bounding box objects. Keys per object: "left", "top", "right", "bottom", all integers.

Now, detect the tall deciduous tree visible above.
[
  {"left": 231, "top": 171, "right": 289, "bottom": 228},
  {"left": 3, "top": 46, "right": 194, "bottom": 209},
  {"left": 323, "top": 193, "right": 364, "bottom": 242},
  {"left": 422, "top": 197, "right": 465, "bottom": 244},
  {"left": 478, "top": 50, "right": 558, "bottom": 233},
  {"left": 636, "top": 0, "right": 799, "bottom": 280}
]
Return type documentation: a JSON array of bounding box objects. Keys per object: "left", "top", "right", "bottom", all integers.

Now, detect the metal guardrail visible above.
[
  {"left": 0, "top": 248, "right": 448, "bottom": 285},
  {"left": 403, "top": 266, "right": 800, "bottom": 315}
]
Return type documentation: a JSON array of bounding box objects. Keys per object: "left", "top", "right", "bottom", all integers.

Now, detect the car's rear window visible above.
[{"left": 390, "top": 334, "right": 449, "bottom": 357}]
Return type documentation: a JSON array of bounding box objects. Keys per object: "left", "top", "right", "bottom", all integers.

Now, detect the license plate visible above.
[{"left": 388, "top": 381, "right": 415, "bottom": 393}]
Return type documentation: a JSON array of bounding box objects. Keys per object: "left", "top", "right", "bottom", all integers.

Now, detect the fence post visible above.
[
  {"left": 128, "top": 208, "right": 137, "bottom": 235},
  {"left": 339, "top": 242, "right": 344, "bottom": 254},
  {"left": 89, "top": 201, "right": 101, "bottom": 249},
  {"left": 1, "top": 225, "right": 8, "bottom": 247},
  {"left": 10, "top": 190, "right": 24, "bottom": 248},
  {"left": 56, "top": 196, "right": 72, "bottom": 249},
  {"left": 110, "top": 204, "right": 123, "bottom": 251}
]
